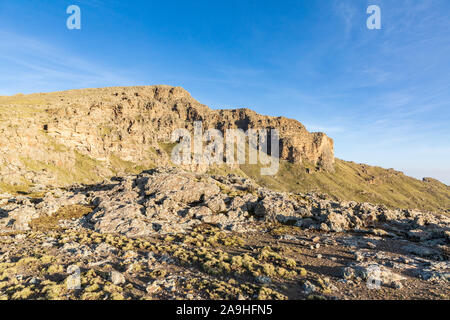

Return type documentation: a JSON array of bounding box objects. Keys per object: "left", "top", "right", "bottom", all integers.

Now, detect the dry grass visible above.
[
  {"left": 29, "top": 205, "right": 93, "bottom": 231},
  {"left": 109, "top": 154, "right": 149, "bottom": 175},
  {"left": 158, "top": 142, "right": 177, "bottom": 156},
  {"left": 239, "top": 159, "right": 450, "bottom": 213}
]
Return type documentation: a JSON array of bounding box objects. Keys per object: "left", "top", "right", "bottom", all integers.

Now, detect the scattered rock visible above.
[
  {"left": 110, "top": 271, "right": 126, "bottom": 285},
  {"left": 302, "top": 281, "right": 317, "bottom": 295},
  {"left": 256, "top": 276, "right": 272, "bottom": 284}
]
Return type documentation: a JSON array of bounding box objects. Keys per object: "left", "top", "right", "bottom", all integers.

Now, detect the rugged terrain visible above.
[
  {"left": 0, "top": 168, "right": 448, "bottom": 300},
  {"left": 0, "top": 86, "right": 449, "bottom": 300},
  {"left": 0, "top": 85, "right": 333, "bottom": 187},
  {"left": 0, "top": 86, "right": 448, "bottom": 213}
]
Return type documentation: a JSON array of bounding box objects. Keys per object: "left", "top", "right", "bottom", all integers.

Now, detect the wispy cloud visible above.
[
  {"left": 0, "top": 30, "right": 133, "bottom": 94},
  {"left": 332, "top": 0, "right": 359, "bottom": 42},
  {"left": 303, "top": 123, "right": 346, "bottom": 134}
]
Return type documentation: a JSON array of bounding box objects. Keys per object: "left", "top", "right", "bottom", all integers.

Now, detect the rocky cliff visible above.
[
  {"left": 0, "top": 85, "right": 334, "bottom": 188},
  {"left": 0, "top": 87, "right": 449, "bottom": 301}
]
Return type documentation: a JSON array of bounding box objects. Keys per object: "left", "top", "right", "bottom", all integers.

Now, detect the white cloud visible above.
[{"left": 0, "top": 30, "right": 133, "bottom": 94}]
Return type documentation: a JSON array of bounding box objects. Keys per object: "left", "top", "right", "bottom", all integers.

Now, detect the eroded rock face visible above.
[{"left": 0, "top": 86, "right": 334, "bottom": 187}]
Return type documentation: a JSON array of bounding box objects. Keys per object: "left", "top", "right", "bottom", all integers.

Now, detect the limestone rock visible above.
[
  {"left": 110, "top": 271, "right": 126, "bottom": 285},
  {"left": 0, "top": 85, "right": 335, "bottom": 189}
]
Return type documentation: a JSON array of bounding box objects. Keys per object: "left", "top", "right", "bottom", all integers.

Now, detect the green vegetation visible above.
[
  {"left": 158, "top": 142, "right": 177, "bottom": 156},
  {"left": 45, "top": 135, "right": 70, "bottom": 153},
  {"left": 0, "top": 93, "right": 50, "bottom": 106},
  {"left": 109, "top": 154, "right": 152, "bottom": 175},
  {"left": 0, "top": 89, "right": 448, "bottom": 213},
  {"left": 98, "top": 125, "right": 113, "bottom": 139},
  {"left": 29, "top": 204, "right": 93, "bottom": 231},
  {"left": 165, "top": 225, "right": 300, "bottom": 283},
  {"left": 73, "top": 150, "right": 103, "bottom": 182},
  {"left": 0, "top": 181, "right": 33, "bottom": 196},
  {"left": 239, "top": 159, "right": 450, "bottom": 213},
  {"left": 0, "top": 94, "right": 50, "bottom": 120},
  {"left": 207, "top": 165, "right": 248, "bottom": 178},
  {"left": 0, "top": 225, "right": 300, "bottom": 300},
  {"left": 19, "top": 151, "right": 104, "bottom": 187}
]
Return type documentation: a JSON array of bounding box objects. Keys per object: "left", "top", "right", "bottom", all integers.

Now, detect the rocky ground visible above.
[{"left": 0, "top": 168, "right": 448, "bottom": 300}]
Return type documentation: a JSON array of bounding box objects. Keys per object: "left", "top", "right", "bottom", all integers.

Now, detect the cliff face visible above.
[
  {"left": 205, "top": 108, "right": 334, "bottom": 171},
  {"left": 0, "top": 85, "right": 334, "bottom": 187}
]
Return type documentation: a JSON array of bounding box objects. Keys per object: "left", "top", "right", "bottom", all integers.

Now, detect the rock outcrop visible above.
[
  {"left": 0, "top": 86, "right": 334, "bottom": 187},
  {"left": 2, "top": 168, "right": 448, "bottom": 247},
  {"left": 0, "top": 168, "right": 448, "bottom": 300},
  {"left": 1, "top": 87, "right": 449, "bottom": 301}
]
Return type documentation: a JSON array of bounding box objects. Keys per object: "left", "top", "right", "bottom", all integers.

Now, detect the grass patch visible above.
[
  {"left": 109, "top": 154, "right": 149, "bottom": 175},
  {"left": 207, "top": 164, "right": 249, "bottom": 178},
  {"left": 72, "top": 151, "right": 104, "bottom": 184},
  {"left": 20, "top": 150, "right": 105, "bottom": 186},
  {"left": 240, "top": 159, "right": 450, "bottom": 213},
  {"left": 158, "top": 142, "right": 177, "bottom": 156},
  {"left": 0, "top": 182, "right": 33, "bottom": 195},
  {"left": 98, "top": 125, "right": 113, "bottom": 138},
  {"left": 29, "top": 205, "right": 93, "bottom": 231},
  {"left": 45, "top": 135, "right": 69, "bottom": 153}
]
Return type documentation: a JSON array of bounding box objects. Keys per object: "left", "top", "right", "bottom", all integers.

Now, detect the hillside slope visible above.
[
  {"left": 0, "top": 85, "right": 333, "bottom": 186},
  {"left": 235, "top": 159, "right": 449, "bottom": 213},
  {"left": 0, "top": 86, "right": 448, "bottom": 214}
]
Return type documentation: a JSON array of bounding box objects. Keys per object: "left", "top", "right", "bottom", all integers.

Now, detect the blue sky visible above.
[{"left": 1, "top": 0, "right": 449, "bottom": 184}]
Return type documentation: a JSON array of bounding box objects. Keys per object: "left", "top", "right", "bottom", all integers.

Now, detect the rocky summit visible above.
[
  {"left": 0, "top": 86, "right": 448, "bottom": 300},
  {"left": 0, "top": 85, "right": 334, "bottom": 189},
  {"left": 1, "top": 86, "right": 448, "bottom": 212}
]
